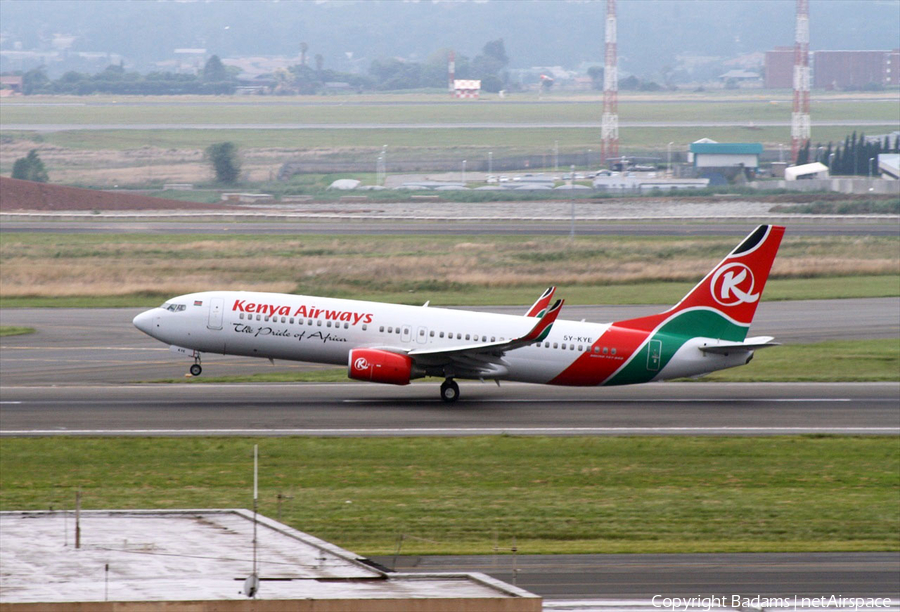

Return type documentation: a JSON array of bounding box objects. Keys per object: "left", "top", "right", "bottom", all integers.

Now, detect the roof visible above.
[
  {"left": 0, "top": 509, "right": 538, "bottom": 606},
  {"left": 785, "top": 162, "right": 829, "bottom": 180},
  {"left": 719, "top": 70, "right": 760, "bottom": 79},
  {"left": 690, "top": 142, "right": 764, "bottom": 155}
]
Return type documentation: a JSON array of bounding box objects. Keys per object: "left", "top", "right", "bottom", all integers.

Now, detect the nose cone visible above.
[{"left": 133, "top": 310, "right": 155, "bottom": 336}]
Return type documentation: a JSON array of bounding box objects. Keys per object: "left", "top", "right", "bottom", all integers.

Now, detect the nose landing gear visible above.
[{"left": 440, "top": 379, "right": 460, "bottom": 403}]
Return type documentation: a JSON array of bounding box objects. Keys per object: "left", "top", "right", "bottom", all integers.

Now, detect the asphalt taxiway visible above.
[
  {"left": 372, "top": 553, "right": 900, "bottom": 599},
  {"left": 3, "top": 219, "right": 899, "bottom": 237},
  {"left": 1, "top": 299, "right": 897, "bottom": 386}
]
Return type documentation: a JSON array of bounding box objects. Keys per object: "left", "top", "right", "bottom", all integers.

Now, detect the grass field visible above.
[
  {"left": 9, "top": 126, "right": 899, "bottom": 156},
  {"left": 3, "top": 98, "right": 897, "bottom": 126},
  {"left": 3, "top": 91, "right": 896, "bottom": 186},
  {"left": 1, "top": 436, "right": 896, "bottom": 555},
  {"left": 1, "top": 232, "right": 896, "bottom": 305},
  {"left": 0, "top": 326, "right": 35, "bottom": 337}
]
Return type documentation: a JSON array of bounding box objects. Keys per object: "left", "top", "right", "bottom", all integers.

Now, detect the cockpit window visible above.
[{"left": 161, "top": 302, "right": 186, "bottom": 312}]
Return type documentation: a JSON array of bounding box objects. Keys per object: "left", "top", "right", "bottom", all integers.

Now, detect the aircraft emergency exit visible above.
[{"left": 133, "top": 225, "right": 785, "bottom": 402}]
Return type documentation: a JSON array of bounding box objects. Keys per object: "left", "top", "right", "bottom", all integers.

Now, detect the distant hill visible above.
[{"left": 1, "top": 0, "right": 897, "bottom": 80}]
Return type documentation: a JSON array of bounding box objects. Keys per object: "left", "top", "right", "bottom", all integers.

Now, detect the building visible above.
[
  {"left": 764, "top": 47, "right": 795, "bottom": 89},
  {"left": 878, "top": 154, "right": 900, "bottom": 180},
  {"left": 453, "top": 79, "right": 481, "bottom": 99},
  {"left": 766, "top": 47, "right": 900, "bottom": 90},
  {"left": 813, "top": 50, "right": 899, "bottom": 89},
  {"left": 592, "top": 173, "right": 709, "bottom": 193},
  {"left": 719, "top": 70, "right": 762, "bottom": 88},
  {"left": 0, "top": 75, "right": 23, "bottom": 96},
  {"left": 689, "top": 141, "right": 763, "bottom": 170},
  {"left": 785, "top": 162, "right": 830, "bottom": 180},
  {"left": 0, "top": 509, "right": 540, "bottom": 611}
]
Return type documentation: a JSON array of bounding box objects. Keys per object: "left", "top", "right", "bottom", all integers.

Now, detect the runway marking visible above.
[
  {"left": 2, "top": 427, "right": 897, "bottom": 437},
  {"left": 0, "top": 402, "right": 22, "bottom": 405},
  {"left": 342, "top": 398, "right": 858, "bottom": 403},
  {"left": 0, "top": 346, "right": 168, "bottom": 351}
]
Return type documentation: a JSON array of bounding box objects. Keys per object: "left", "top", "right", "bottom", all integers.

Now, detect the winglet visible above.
[
  {"left": 525, "top": 286, "right": 556, "bottom": 317},
  {"left": 521, "top": 299, "right": 563, "bottom": 342}
]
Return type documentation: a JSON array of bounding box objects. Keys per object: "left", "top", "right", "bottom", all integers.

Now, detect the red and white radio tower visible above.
[
  {"left": 448, "top": 50, "right": 456, "bottom": 96},
  {"left": 601, "top": 0, "right": 619, "bottom": 165},
  {"left": 791, "top": 0, "right": 810, "bottom": 162}
]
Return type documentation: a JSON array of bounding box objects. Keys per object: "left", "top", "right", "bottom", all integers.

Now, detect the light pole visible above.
[
  {"left": 869, "top": 157, "right": 875, "bottom": 179},
  {"left": 667, "top": 142, "right": 674, "bottom": 177},
  {"left": 381, "top": 144, "right": 387, "bottom": 185},
  {"left": 569, "top": 164, "right": 576, "bottom": 240},
  {"left": 488, "top": 151, "right": 493, "bottom": 176},
  {"left": 462, "top": 159, "right": 467, "bottom": 184},
  {"left": 816, "top": 146, "right": 824, "bottom": 163},
  {"left": 829, "top": 152, "right": 835, "bottom": 174}
]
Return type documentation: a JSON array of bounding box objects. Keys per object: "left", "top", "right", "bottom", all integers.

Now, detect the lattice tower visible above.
[
  {"left": 791, "top": 0, "right": 811, "bottom": 162},
  {"left": 601, "top": 0, "right": 619, "bottom": 164}
]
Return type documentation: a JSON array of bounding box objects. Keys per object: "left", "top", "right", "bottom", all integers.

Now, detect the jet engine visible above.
[{"left": 348, "top": 348, "right": 412, "bottom": 385}]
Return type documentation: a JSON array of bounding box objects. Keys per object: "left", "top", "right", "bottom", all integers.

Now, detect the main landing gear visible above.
[
  {"left": 440, "top": 379, "right": 460, "bottom": 403},
  {"left": 189, "top": 354, "right": 202, "bottom": 377}
]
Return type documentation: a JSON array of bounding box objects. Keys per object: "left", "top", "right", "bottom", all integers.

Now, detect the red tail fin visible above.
[{"left": 618, "top": 225, "right": 785, "bottom": 333}]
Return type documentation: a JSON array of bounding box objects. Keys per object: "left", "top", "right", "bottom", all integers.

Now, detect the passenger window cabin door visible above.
[
  {"left": 646, "top": 339, "right": 662, "bottom": 371},
  {"left": 208, "top": 297, "right": 224, "bottom": 330}
]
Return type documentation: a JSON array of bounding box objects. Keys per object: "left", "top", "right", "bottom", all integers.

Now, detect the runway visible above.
[
  {"left": 372, "top": 552, "right": 900, "bottom": 599},
  {"left": 4, "top": 120, "right": 896, "bottom": 132},
  {"left": 2, "top": 219, "right": 897, "bottom": 237},
  {"left": 2, "top": 382, "right": 897, "bottom": 436}
]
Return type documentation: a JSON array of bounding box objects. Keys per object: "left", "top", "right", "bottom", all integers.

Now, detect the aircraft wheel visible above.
[
  {"left": 189, "top": 364, "right": 202, "bottom": 377},
  {"left": 440, "top": 379, "right": 460, "bottom": 403}
]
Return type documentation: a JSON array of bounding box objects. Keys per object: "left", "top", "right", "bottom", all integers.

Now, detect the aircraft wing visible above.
[
  {"left": 698, "top": 336, "right": 779, "bottom": 354},
  {"left": 406, "top": 299, "right": 564, "bottom": 378},
  {"left": 524, "top": 286, "right": 556, "bottom": 317}
]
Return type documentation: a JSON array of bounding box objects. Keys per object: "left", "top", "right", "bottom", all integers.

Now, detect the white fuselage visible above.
[{"left": 134, "top": 290, "right": 750, "bottom": 386}]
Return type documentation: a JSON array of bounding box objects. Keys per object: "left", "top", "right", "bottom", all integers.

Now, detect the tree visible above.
[
  {"left": 315, "top": 54, "right": 324, "bottom": 73},
  {"left": 205, "top": 142, "right": 241, "bottom": 184},
  {"left": 22, "top": 67, "right": 49, "bottom": 95},
  {"left": 587, "top": 66, "right": 604, "bottom": 90},
  {"left": 11, "top": 150, "right": 49, "bottom": 182},
  {"left": 202, "top": 55, "right": 229, "bottom": 82}
]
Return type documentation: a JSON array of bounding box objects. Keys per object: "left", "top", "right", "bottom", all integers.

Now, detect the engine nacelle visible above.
[{"left": 348, "top": 348, "right": 412, "bottom": 386}]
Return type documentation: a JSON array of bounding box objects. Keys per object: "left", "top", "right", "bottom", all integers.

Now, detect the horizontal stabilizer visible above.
[{"left": 699, "top": 336, "right": 779, "bottom": 354}]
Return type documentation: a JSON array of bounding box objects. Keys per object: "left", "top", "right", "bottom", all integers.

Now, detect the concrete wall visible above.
[
  {"left": 751, "top": 178, "right": 900, "bottom": 195},
  {"left": 695, "top": 153, "right": 759, "bottom": 168}
]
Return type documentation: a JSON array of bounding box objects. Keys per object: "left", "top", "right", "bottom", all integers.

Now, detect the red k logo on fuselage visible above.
[
  {"left": 354, "top": 357, "right": 370, "bottom": 371},
  {"left": 711, "top": 263, "right": 759, "bottom": 307}
]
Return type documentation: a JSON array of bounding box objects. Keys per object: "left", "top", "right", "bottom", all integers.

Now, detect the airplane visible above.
[{"left": 133, "top": 225, "right": 785, "bottom": 402}]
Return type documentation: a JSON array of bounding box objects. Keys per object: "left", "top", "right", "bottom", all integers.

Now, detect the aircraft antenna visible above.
[{"left": 600, "top": 0, "right": 619, "bottom": 166}]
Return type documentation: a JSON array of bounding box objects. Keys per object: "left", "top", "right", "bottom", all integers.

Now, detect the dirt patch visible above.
[{"left": 0, "top": 177, "right": 238, "bottom": 211}]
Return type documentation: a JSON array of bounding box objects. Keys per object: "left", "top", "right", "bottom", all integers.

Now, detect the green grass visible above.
[
  {"left": 1, "top": 436, "right": 896, "bottom": 555},
  {"left": 3, "top": 99, "right": 896, "bottom": 125},
  {"left": 696, "top": 339, "right": 900, "bottom": 383},
  {"left": 0, "top": 326, "right": 35, "bottom": 337},
  {"left": 16, "top": 125, "right": 900, "bottom": 153},
  {"left": 2, "top": 275, "right": 896, "bottom": 310}
]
